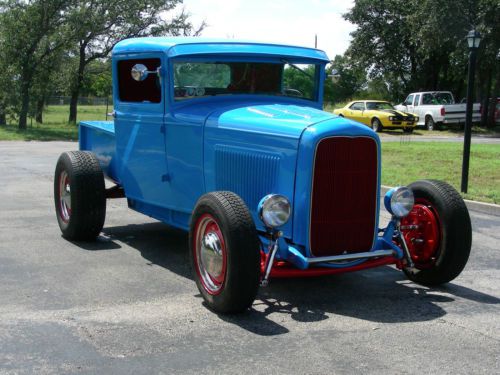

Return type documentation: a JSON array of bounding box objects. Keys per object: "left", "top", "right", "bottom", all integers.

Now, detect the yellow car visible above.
[{"left": 333, "top": 100, "right": 419, "bottom": 133}]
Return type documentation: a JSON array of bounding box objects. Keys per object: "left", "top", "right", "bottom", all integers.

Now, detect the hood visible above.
[
  {"left": 207, "top": 104, "right": 335, "bottom": 139},
  {"left": 379, "top": 109, "right": 415, "bottom": 119}
]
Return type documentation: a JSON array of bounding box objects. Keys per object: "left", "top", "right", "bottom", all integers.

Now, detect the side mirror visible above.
[
  {"left": 131, "top": 64, "right": 149, "bottom": 81},
  {"left": 131, "top": 64, "right": 161, "bottom": 82}
]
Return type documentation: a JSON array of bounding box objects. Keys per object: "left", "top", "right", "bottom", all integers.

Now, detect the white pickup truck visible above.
[{"left": 395, "top": 91, "right": 481, "bottom": 130}]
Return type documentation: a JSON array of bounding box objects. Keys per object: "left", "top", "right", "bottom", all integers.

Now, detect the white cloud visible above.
[{"left": 181, "top": 0, "right": 356, "bottom": 58}]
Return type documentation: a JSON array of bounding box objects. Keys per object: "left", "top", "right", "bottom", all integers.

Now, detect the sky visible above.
[{"left": 181, "top": 0, "right": 356, "bottom": 59}]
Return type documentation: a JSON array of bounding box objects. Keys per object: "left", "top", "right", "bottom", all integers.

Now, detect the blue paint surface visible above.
[{"left": 79, "top": 37, "right": 405, "bottom": 269}]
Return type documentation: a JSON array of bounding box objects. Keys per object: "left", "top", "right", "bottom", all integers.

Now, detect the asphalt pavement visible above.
[{"left": 0, "top": 141, "right": 499, "bottom": 374}]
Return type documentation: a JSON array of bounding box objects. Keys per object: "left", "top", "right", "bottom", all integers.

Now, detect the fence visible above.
[{"left": 46, "top": 96, "right": 113, "bottom": 106}]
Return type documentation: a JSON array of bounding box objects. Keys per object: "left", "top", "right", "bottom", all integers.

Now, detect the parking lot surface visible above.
[{"left": 1, "top": 141, "right": 499, "bottom": 374}]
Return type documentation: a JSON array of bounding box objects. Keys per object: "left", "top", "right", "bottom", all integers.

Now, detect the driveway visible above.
[{"left": 1, "top": 141, "right": 499, "bottom": 374}]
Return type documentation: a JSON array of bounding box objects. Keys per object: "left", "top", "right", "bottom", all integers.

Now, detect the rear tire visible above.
[
  {"left": 54, "top": 151, "right": 106, "bottom": 241},
  {"left": 189, "top": 191, "right": 261, "bottom": 313},
  {"left": 401, "top": 180, "right": 471, "bottom": 285}
]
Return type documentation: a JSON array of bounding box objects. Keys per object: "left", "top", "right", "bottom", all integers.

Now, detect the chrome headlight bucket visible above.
[
  {"left": 258, "top": 194, "right": 291, "bottom": 228},
  {"left": 384, "top": 186, "right": 414, "bottom": 218}
]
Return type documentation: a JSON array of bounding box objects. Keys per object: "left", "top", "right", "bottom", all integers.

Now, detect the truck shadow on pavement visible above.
[{"left": 87, "top": 222, "right": 499, "bottom": 336}]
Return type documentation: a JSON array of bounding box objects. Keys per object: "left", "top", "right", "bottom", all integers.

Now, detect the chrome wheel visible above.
[
  {"left": 58, "top": 170, "right": 71, "bottom": 223},
  {"left": 193, "top": 214, "right": 227, "bottom": 295}
]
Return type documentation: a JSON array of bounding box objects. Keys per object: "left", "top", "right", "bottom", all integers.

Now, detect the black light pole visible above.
[{"left": 461, "top": 30, "right": 482, "bottom": 194}]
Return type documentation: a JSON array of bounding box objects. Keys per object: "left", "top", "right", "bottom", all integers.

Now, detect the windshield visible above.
[
  {"left": 366, "top": 102, "right": 394, "bottom": 110},
  {"left": 173, "top": 61, "right": 319, "bottom": 101}
]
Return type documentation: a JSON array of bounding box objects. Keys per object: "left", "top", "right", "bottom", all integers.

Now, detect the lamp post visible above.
[{"left": 461, "top": 30, "right": 482, "bottom": 194}]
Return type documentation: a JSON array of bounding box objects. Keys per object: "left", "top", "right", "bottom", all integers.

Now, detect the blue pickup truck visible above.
[{"left": 54, "top": 38, "right": 472, "bottom": 313}]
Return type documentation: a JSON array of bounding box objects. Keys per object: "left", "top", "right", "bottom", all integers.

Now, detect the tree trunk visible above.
[
  {"left": 18, "top": 81, "right": 30, "bottom": 130},
  {"left": 0, "top": 111, "right": 5, "bottom": 126},
  {"left": 68, "top": 90, "right": 79, "bottom": 124},
  {"left": 35, "top": 96, "right": 44, "bottom": 124},
  {"left": 68, "top": 43, "right": 87, "bottom": 124}
]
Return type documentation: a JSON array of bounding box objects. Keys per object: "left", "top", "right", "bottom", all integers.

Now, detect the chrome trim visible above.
[
  {"left": 307, "top": 249, "right": 394, "bottom": 264},
  {"left": 260, "top": 231, "right": 281, "bottom": 287},
  {"left": 397, "top": 225, "right": 415, "bottom": 268},
  {"left": 59, "top": 170, "right": 71, "bottom": 223},
  {"left": 201, "top": 232, "right": 224, "bottom": 278},
  {"left": 308, "top": 136, "right": 379, "bottom": 256}
]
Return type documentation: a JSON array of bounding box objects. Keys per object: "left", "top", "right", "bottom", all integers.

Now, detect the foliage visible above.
[
  {"left": 324, "top": 54, "right": 367, "bottom": 104},
  {"left": 343, "top": 0, "right": 500, "bottom": 116},
  {"left": 0, "top": 0, "right": 204, "bottom": 128},
  {"left": 283, "top": 64, "right": 317, "bottom": 100},
  {"left": 0, "top": 0, "right": 74, "bottom": 128}
]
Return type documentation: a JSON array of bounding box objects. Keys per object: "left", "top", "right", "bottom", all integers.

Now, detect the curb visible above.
[{"left": 380, "top": 185, "right": 500, "bottom": 217}]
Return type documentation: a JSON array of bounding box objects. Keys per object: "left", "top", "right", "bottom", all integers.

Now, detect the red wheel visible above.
[
  {"left": 193, "top": 214, "right": 227, "bottom": 295},
  {"left": 400, "top": 198, "right": 441, "bottom": 269},
  {"left": 401, "top": 180, "right": 471, "bottom": 285},
  {"left": 189, "top": 191, "right": 261, "bottom": 313}
]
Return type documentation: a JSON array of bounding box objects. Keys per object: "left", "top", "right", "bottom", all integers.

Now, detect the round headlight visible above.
[
  {"left": 258, "top": 194, "right": 291, "bottom": 228},
  {"left": 389, "top": 116, "right": 395, "bottom": 121},
  {"left": 384, "top": 186, "right": 414, "bottom": 218}
]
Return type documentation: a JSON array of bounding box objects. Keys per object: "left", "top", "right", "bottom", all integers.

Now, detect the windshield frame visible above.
[{"left": 167, "top": 55, "right": 324, "bottom": 108}]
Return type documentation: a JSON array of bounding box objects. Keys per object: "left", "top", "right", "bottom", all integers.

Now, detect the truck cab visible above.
[
  {"left": 54, "top": 38, "right": 472, "bottom": 314},
  {"left": 396, "top": 91, "right": 481, "bottom": 130}
]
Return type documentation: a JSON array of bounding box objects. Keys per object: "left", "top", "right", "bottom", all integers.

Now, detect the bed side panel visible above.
[{"left": 79, "top": 121, "right": 119, "bottom": 183}]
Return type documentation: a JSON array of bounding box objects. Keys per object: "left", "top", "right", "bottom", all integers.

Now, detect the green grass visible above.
[
  {"left": 0, "top": 105, "right": 110, "bottom": 141},
  {"left": 382, "top": 142, "right": 500, "bottom": 204}
]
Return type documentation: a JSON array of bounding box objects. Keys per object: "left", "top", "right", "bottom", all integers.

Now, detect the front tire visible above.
[
  {"left": 189, "top": 191, "right": 261, "bottom": 313},
  {"left": 371, "top": 118, "right": 383, "bottom": 132},
  {"left": 400, "top": 180, "right": 471, "bottom": 285},
  {"left": 54, "top": 151, "right": 106, "bottom": 241},
  {"left": 425, "top": 115, "right": 435, "bottom": 131}
]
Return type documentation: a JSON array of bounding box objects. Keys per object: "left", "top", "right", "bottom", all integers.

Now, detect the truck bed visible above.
[{"left": 79, "top": 121, "right": 119, "bottom": 183}]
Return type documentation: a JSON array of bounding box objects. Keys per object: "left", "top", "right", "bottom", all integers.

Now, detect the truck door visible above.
[
  {"left": 412, "top": 94, "right": 422, "bottom": 122},
  {"left": 348, "top": 101, "right": 366, "bottom": 124},
  {"left": 403, "top": 94, "right": 415, "bottom": 114},
  {"left": 113, "top": 54, "right": 171, "bottom": 207}
]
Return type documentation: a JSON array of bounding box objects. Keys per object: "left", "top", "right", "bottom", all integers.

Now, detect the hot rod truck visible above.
[{"left": 54, "top": 38, "right": 472, "bottom": 313}]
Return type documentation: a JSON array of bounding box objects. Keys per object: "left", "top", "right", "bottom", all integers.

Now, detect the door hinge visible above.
[
  {"left": 161, "top": 174, "right": 170, "bottom": 182},
  {"left": 160, "top": 125, "right": 165, "bottom": 134}
]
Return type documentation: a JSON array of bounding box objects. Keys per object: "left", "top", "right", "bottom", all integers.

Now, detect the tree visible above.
[
  {"left": 344, "top": 0, "right": 422, "bottom": 101},
  {"left": 324, "top": 54, "right": 366, "bottom": 104},
  {"left": 344, "top": 0, "right": 500, "bottom": 112},
  {"left": 66, "top": 0, "right": 205, "bottom": 123},
  {"left": 0, "top": 0, "right": 73, "bottom": 129}
]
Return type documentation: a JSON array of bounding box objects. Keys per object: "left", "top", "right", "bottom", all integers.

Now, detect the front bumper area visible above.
[{"left": 260, "top": 217, "right": 405, "bottom": 278}]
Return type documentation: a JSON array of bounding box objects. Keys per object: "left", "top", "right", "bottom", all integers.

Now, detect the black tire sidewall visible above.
[
  {"left": 189, "top": 192, "right": 261, "bottom": 313},
  {"left": 54, "top": 151, "right": 106, "bottom": 241},
  {"left": 372, "top": 118, "right": 382, "bottom": 132},
  {"left": 426, "top": 116, "right": 434, "bottom": 130},
  {"left": 404, "top": 180, "right": 472, "bottom": 285}
]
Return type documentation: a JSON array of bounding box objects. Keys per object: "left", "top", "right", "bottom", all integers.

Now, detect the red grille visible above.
[{"left": 310, "top": 137, "right": 378, "bottom": 257}]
